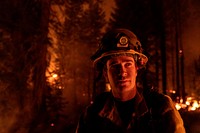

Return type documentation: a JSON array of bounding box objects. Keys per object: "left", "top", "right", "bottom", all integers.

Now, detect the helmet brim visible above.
[{"left": 93, "top": 50, "right": 148, "bottom": 69}]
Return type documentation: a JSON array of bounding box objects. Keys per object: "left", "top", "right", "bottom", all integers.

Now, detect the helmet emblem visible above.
[{"left": 117, "top": 36, "right": 128, "bottom": 47}]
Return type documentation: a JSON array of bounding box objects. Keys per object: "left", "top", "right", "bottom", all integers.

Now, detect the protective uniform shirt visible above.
[{"left": 76, "top": 91, "right": 185, "bottom": 133}]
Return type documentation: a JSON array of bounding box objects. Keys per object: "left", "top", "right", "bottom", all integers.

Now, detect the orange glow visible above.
[
  {"left": 105, "top": 83, "right": 111, "bottom": 91},
  {"left": 175, "top": 103, "right": 182, "bottom": 110},
  {"left": 168, "top": 89, "right": 176, "bottom": 94},
  {"left": 174, "top": 97, "right": 200, "bottom": 111},
  {"left": 46, "top": 73, "right": 59, "bottom": 86},
  {"left": 82, "top": 3, "right": 89, "bottom": 11},
  {"left": 52, "top": 74, "right": 58, "bottom": 78}
]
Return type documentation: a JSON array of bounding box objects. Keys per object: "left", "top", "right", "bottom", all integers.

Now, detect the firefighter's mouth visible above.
[{"left": 117, "top": 79, "right": 129, "bottom": 83}]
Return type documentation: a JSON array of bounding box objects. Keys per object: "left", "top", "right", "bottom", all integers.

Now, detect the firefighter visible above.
[{"left": 75, "top": 28, "right": 185, "bottom": 133}]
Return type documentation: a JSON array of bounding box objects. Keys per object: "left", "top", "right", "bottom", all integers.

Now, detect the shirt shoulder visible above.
[
  {"left": 86, "top": 92, "right": 112, "bottom": 114},
  {"left": 146, "top": 91, "right": 177, "bottom": 115}
]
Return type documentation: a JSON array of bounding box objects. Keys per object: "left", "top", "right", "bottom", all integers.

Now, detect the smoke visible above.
[
  {"left": 0, "top": 94, "right": 20, "bottom": 133},
  {"left": 0, "top": 81, "right": 34, "bottom": 133},
  {"left": 182, "top": 0, "right": 200, "bottom": 92}
]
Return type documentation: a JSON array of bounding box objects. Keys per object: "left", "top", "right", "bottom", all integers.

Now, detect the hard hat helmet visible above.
[{"left": 91, "top": 28, "right": 148, "bottom": 69}]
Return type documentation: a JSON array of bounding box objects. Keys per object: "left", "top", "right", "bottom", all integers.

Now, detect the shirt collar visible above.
[{"left": 98, "top": 91, "right": 149, "bottom": 126}]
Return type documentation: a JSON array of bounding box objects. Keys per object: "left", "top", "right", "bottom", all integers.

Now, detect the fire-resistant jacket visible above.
[{"left": 75, "top": 91, "right": 185, "bottom": 133}]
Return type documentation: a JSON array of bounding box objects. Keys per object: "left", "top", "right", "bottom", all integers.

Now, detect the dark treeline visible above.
[{"left": 0, "top": 0, "right": 199, "bottom": 133}]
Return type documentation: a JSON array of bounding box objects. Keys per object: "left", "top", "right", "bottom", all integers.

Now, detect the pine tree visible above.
[
  {"left": 62, "top": 0, "right": 106, "bottom": 130},
  {"left": 44, "top": 0, "right": 106, "bottom": 132},
  {"left": 0, "top": 0, "right": 50, "bottom": 132},
  {"left": 193, "top": 56, "right": 200, "bottom": 97}
]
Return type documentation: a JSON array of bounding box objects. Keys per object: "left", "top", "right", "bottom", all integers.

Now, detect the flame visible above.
[
  {"left": 52, "top": 74, "right": 58, "bottom": 78},
  {"left": 174, "top": 97, "right": 200, "bottom": 111},
  {"left": 175, "top": 103, "right": 182, "bottom": 110}
]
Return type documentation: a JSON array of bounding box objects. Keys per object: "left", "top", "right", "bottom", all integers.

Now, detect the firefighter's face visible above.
[{"left": 104, "top": 55, "right": 138, "bottom": 101}]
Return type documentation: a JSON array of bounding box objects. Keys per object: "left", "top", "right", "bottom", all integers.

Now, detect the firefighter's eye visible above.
[
  {"left": 109, "top": 63, "right": 120, "bottom": 70},
  {"left": 124, "top": 62, "right": 133, "bottom": 67}
]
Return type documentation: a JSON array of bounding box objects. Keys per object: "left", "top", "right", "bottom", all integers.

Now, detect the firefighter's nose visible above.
[
  {"left": 118, "top": 65, "right": 127, "bottom": 76},
  {"left": 121, "top": 72, "right": 127, "bottom": 77}
]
